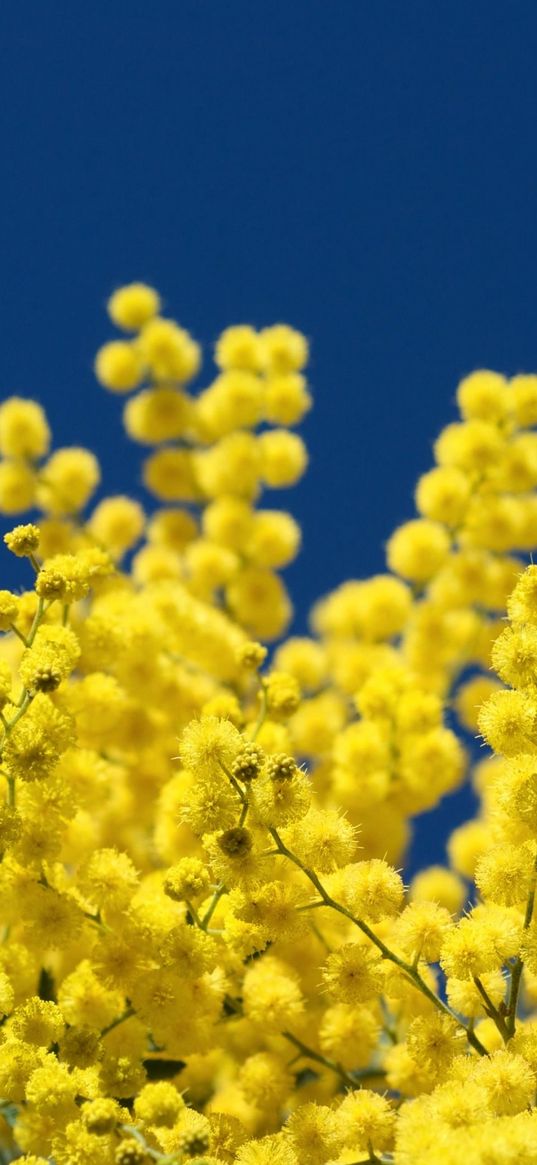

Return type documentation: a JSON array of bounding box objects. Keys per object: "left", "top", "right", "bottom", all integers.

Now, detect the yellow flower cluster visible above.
[{"left": 0, "top": 287, "right": 537, "bottom": 1164}]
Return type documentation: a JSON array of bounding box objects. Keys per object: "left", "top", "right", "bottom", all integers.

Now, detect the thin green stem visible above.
[
  {"left": 218, "top": 760, "right": 246, "bottom": 805},
  {"left": 380, "top": 996, "right": 399, "bottom": 1045},
  {"left": 283, "top": 1030, "right": 358, "bottom": 1090},
  {"left": 9, "top": 622, "right": 28, "bottom": 647},
  {"left": 473, "top": 977, "right": 509, "bottom": 1041},
  {"left": 119, "top": 1125, "right": 163, "bottom": 1161},
  {"left": 251, "top": 680, "right": 268, "bottom": 741},
  {"left": 270, "top": 827, "right": 487, "bottom": 1057},
  {"left": 101, "top": 1005, "right": 135, "bottom": 1038},
  {"left": 27, "top": 595, "right": 46, "bottom": 647},
  {"left": 506, "top": 854, "right": 537, "bottom": 1038},
  {"left": 184, "top": 899, "right": 203, "bottom": 928},
  {"left": 200, "top": 884, "right": 226, "bottom": 930},
  {"left": 5, "top": 690, "right": 32, "bottom": 732}
]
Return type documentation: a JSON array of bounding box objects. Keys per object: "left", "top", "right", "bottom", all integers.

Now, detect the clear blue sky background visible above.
[{"left": 2, "top": 0, "right": 537, "bottom": 867}]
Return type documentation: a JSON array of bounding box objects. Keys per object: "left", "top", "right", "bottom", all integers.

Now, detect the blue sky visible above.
[{"left": 2, "top": 0, "right": 537, "bottom": 865}]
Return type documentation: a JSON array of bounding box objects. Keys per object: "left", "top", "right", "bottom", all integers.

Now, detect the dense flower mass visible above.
[{"left": 1, "top": 287, "right": 537, "bottom": 1163}]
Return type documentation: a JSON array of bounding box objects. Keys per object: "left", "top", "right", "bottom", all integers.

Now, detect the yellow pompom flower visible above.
[
  {"left": 396, "top": 688, "right": 443, "bottom": 734},
  {"left": 11, "top": 998, "right": 64, "bottom": 1046},
  {"left": 196, "top": 432, "right": 261, "bottom": 500},
  {"left": 456, "top": 369, "right": 510, "bottom": 422},
  {"left": 440, "top": 915, "right": 500, "bottom": 979},
  {"left": 133, "top": 1081, "right": 184, "bottom": 1127},
  {"left": 386, "top": 518, "right": 450, "bottom": 582},
  {"left": 283, "top": 805, "right": 357, "bottom": 871},
  {"left": 497, "top": 754, "right": 537, "bottom": 831},
  {"left": 395, "top": 900, "right": 452, "bottom": 963},
  {"left": 248, "top": 510, "right": 301, "bottom": 569},
  {"left": 0, "top": 460, "right": 37, "bottom": 512},
  {"left": 250, "top": 768, "right": 311, "bottom": 827},
  {"left": 336, "top": 859, "right": 404, "bottom": 922},
  {"left": 147, "top": 506, "right": 197, "bottom": 550},
  {"left": 179, "top": 716, "right": 242, "bottom": 778},
  {"left": 242, "top": 956, "right": 304, "bottom": 1030},
  {"left": 202, "top": 690, "right": 244, "bottom": 725},
  {"left": 322, "top": 942, "right": 383, "bottom": 1003},
  {"left": 447, "top": 819, "right": 490, "bottom": 878},
  {"left": 202, "top": 495, "right": 253, "bottom": 551},
  {"left": 0, "top": 970, "right": 14, "bottom": 1018},
  {"left": 478, "top": 688, "right": 537, "bottom": 756},
  {"left": 36, "top": 551, "right": 104, "bottom": 602},
  {"left": 215, "top": 324, "right": 263, "bottom": 372},
  {"left": 19, "top": 636, "right": 75, "bottom": 693},
  {"left": 265, "top": 373, "right": 312, "bottom": 426},
  {"left": 434, "top": 418, "right": 504, "bottom": 473},
  {"left": 4, "top": 523, "right": 40, "bottom": 557},
  {"left": 511, "top": 373, "right": 537, "bottom": 426},
  {"left": 355, "top": 574, "right": 414, "bottom": 640},
  {"left": 283, "top": 1104, "right": 340, "bottom": 1165},
  {"left": 163, "top": 858, "right": 210, "bottom": 902},
  {"left": 0, "top": 1039, "right": 44, "bottom": 1103},
  {"left": 196, "top": 371, "right": 264, "bottom": 439},
  {"left": 108, "top": 282, "right": 160, "bottom": 330},
  {"left": 95, "top": 340, "right": 144, "bottom": 392},
  {"left": 39, "top": 447, "right": 100, "bottom": 513},
  {"left": 415, "top": 465, "right": 471, "bottom": 525},
  {"left": 115, "top": 1141, "right": 151, "bottom": 1165},
  {"left": 471, "top": 1049, "right": 536, "bottom": 1116},
  {"left": 81, "top": 1097, "right": 122, "bottom": 1133},
  {"left": 319, "top": 1002, "right": 380, "bottom": 1068},
  {"left": 259, "top": 429, "right": 308, "bottom": 488},
  {"left": 230, "top": 879, "right": 306, "bottom": 944},
  {"left": 23, "top": 885, "right": 82, "bottom": 950},
  {"left": 89, "top": 495, "right": 145, "bottom": 557},
  {"left": 337, "top": 1089, "right": 395, "bottom": 1153},
  {"left": 0, "top": 589, "right": 19, "bottom": 630},
  {"left": 226, "top": 567, "right": 292, "bottom": 640},
  {"left": 407, "top": 862, "right": 465, "bottom": 913},
  {"left": 475, "top": 843, "right": 535, "bottom": 906},
  {"left": 3, "top": 716, "right": 62, "bottom": 782},
  {"left": 0, "top": 397, "right": 50, "bottom": 459},
  {"left": 0, "top": 663, "right": 14, "bottom": 712},
  {"left": 79, "top": 848, "right": 139, "bottom": 911},
  {"left": 179, "top": 776, "right": 239, "bottom": 836},
  {"left": 495, "top": 433, "right": 537, "bottom": 492},
  {"left": 454, "top": 674, "right": 502, "bottom": 733},
  {"left": 236, "top": 639, "right": 268, "bottom": 671},
  {"left": 239, "top": 1053, "right": 294, "bottom": 1109},
  {"left": 143, "top": 447, "right": 200, "bottom": 501},
  {"left": 15, "top": 1157, "right": 50, "bottom": 1165},
  {"left": 265, "top": 671, "right": 301, "bottom": 719},
  {"left": 124, "top": 386, "right": 192, "bottom": 444},
  {"left": 184, "top": 539, "right": 239, "bottom": 597},
  {"left": 260, "top": 324, "right": 309, "bottom": 374},
  {"left": 236, "top": 1137, "right": 298, "bottom": 1165},
  {"left": 407, "top": 1013, "right": 463, "bottom": 1073},
  {"left": 138, "top": 317, "right": 200, "bottom": 382},
  {"left": 508, "top": 563, "right": 537, "bottom": 626}
]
